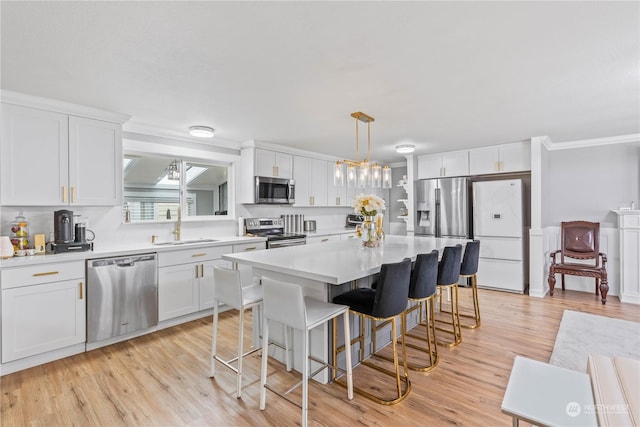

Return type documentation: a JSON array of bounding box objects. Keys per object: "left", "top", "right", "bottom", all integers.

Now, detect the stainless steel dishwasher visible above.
[{"left": 86, "top": 253, "right": 158, "bottom": 344}]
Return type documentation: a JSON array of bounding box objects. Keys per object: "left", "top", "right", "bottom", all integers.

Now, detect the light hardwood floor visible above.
[{"left": 2, "top": 288, "right": 639, "bottom": 426}]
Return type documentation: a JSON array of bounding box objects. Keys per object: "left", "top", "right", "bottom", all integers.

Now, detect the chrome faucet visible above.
[{"left": 172, "top": 208, "right": 181, "bottom": 241}]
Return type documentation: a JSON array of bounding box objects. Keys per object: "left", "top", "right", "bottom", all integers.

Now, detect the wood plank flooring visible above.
[{"left": 2, "top": 289, "right": 639, "bottom": 426}]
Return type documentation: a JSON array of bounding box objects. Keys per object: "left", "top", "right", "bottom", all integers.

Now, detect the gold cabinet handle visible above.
[
  {"left": 79, "top": 282, "right": 83, "bottom": 299},
  {"left": 62, "top": 186, "right": 67, "bottom": 203},
  {"left": 273, "top": 165, "right": 278, "bottom": 177},
  {"left": 191, "top": 253, "right": 206, "bottom": 257},
  {"left": 200, "top": 264, "right": 204, "bottom": 277},
  {"left": 321, "top": 238, "right": 329, "bottom": 242},
  {"left": 336, "top": 197, "right": 340, "bottom": 206},
  {"left": 33, "top": 271, "right": 60, "bottom": 277},
  {"left": 244, "top": 247, "right": 257, "bottom": 251},
  {"left": 71, "top": 186, "right": 76, "bottom": 203},
  {"left": 500, "top": 160, "right": 504, "bottom": 171},
  {"left": 195, "top": 264, "right": 200, "bottom": 278}
]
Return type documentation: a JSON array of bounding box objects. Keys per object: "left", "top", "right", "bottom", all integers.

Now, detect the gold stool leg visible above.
[
  {"left": 435, "top": 284, "right": 463, "bottom": 347},
  {"left": 399, "top": 297, "right": 440, "bottom": 372},
  {"left": 334, "top": 311, "right": 411, "bottom": 405}
]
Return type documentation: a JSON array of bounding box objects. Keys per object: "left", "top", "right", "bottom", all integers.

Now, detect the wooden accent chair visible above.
[{"left": 548, "top": 221, "right": 608, "bottom": 304}]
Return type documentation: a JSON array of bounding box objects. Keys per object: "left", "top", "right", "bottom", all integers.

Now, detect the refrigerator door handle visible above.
[{"left": 435, "top": 188, "right": 441, "bottom": 237}]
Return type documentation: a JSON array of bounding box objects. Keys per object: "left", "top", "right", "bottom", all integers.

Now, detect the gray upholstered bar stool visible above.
[
  {"left": 434, "top": 245, "right": 463, "bottom": 347},
  {"left": 332, "top": 258, "right": 412, "bottom": 405},
  {"left": 260, "top": 277, "right": 353, "bottom": 427},
  {"left": 402, "top": 250, "right": 440, "bottom": 372},
  {"left": 209, "top": 265, "right": 263, "bottom": 399}
]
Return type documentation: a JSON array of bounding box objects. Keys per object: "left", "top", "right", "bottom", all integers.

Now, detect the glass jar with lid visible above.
[{"left": 10, "top": 211, "right": 29, "bottom": 250}]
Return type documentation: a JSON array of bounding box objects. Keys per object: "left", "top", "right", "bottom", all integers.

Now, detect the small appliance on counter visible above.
[
  {"left": 50, "top": 210, "right": 93, "bottom": 253},
  {"left": 303, "top": 220, "right": 316, "bottom": 232},
  {"left": 345, "top": 214, "right": 364, "bottom": 228}
]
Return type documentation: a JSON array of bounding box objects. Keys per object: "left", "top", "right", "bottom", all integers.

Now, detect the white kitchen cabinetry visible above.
[
  {"left": 614, "top": 210, "right": 640, "bottom": 304},
  {"left": 1, "top": 102, "right": 125, "bottom": 206},
  {"left": 158, "top": 246, "right": 232, "bottom": 321},
  {"left": 233, "top": 241, "right": 267, "bottom": 286},
  {"left": 1, "top": 261, "right": 85, "bottom": 363},
  {"left": 326, "top": 162, "right": 358, "bottom": 207},
  {"left": 417, "top": 150, "right": 469, "bottom": 179},
  {"left": 294, "top": 156, "right": 328, "bottom": 207},
  {"left": 307, "top": 234, "right": 342, "bottom": 244},
  {"left": 469, "top": 141, "right": 531, "bottom": 175},
  {"left": 255, "top": 148, "right": 293, "bottom": 179}
]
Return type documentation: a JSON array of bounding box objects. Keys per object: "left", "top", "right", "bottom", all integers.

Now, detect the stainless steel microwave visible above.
[{"left": 255, "top": 176, "right": 295, "bottom": 204}]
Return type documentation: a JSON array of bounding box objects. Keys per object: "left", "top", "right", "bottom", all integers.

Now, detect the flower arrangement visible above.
[
  {"left": 353, "top": 194, "right": 386, "bottom": 217},
  {"left": 353, "top": 194, "right": 385, "bottom": 247}
]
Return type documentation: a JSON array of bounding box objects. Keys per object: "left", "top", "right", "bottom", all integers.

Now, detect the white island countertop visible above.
[{"left": 223, "top": 235, "right": 469, "bottom": 285}]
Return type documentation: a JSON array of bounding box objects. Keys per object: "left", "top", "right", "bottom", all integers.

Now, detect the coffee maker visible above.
[{"left": 51, "top": 210, "right": 92, "bottom": 253}]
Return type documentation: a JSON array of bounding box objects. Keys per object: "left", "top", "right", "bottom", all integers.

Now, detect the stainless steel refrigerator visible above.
[{"left": 415, "top": 177, "right": 470, "bottom": 238}]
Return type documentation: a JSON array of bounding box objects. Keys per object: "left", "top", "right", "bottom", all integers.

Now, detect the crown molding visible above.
[
  {"left": 543, "top": 134, "right": 639, "bottom": 151},
  {"left": 0, "top": 90, "right": 131, "bottom": 124}
]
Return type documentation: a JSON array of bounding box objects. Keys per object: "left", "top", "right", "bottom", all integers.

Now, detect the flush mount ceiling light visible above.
[
  {"left": 189, "top": 125, "right": 215, "bottom": 138},
  {"left": 395, "top": 144, "right": 416, "bottom": 154},
  {"left": 334, "top": 112, "right": 392, "bottom": 189}
]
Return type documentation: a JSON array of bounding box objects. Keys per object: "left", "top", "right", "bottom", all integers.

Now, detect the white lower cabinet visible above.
[
  {"left": 307, "top": 234, "right": 341, "bottom": 244},
  {"left": 158, "top": 258, "right": 231, "bottom": 320},
  {"left": 1, "top": 261, "right": 85, "bottom": 363}
]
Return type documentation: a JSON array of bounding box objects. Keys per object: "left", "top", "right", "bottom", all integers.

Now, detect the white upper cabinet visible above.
[
  {"left": 255, "top": 148, "right": 293, "bottom": 179},
  {"left": 1, "top": 94, "right": 128, "bottom": 206},
  {"left": 1, "top": 105, "right": 69, "bottom": 205},
  {"left": 69, "top": 116, "right": 122, "bottom": 205},
  {"left": 469, "top": 141, "right": 531, "bottom": 175},
  {"left": 417, "top": 150, "right": 469, "bottom": 179},
  {"left": 294, "top": 156, "right": 327, "bottom": 207}
]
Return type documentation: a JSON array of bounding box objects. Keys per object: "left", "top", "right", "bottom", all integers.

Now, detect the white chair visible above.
[
  {"left": 259, "top": 277, "right": 353, "bottom": 427},
  {"left": 210, "top": 265, "right": 263, "bottom": 398}
]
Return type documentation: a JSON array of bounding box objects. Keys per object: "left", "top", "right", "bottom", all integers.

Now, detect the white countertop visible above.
[
  {"left": 222, "top": 235, "right": 469, "bottom": 285},
  {"left": 0, "top": 235, "right": 266, "bottom": 268}
]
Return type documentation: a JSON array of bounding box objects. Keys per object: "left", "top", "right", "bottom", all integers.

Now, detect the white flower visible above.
[{"left": 353, "top": 194, "right": 386, "bottom": 216}]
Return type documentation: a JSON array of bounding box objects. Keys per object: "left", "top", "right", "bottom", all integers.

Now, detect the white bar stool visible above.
[
  {"left": 259, "top": 277, "right": 353, "bottom": 427},
  {"left": 209, "top": 265, "right": 263, "bottom": 398}
]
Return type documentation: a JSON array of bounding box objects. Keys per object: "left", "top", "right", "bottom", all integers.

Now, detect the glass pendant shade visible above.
[
  {"left": 333, "top": 162, "right": 344, "bottom": 187},
  {"left": 347, "top": 164, "right": 358, "bottom": 188},
  {"left": 371, "top": 164, "right": 382, "bottom": 188},
  {"left": 358, "top": 162, "right": 371, "bottom": 188},
  {"left": 382, "top": 166, "right": 392, "bottom": 189}
]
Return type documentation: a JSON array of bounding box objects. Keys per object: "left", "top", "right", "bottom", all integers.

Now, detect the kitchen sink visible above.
[{"left": 153, "top": 238, "right": 219, "bottom": 246}]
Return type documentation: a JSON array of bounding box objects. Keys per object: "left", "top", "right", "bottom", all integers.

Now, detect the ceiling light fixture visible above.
[
  {"left": 395, "top": 144, "right": 416, "bottom": 154},
  {"left": 334, "top": 112, "right": 391, "bottom": 189},
  {"left": 189, "top": 125, "right": 215, "bottom": 138}
]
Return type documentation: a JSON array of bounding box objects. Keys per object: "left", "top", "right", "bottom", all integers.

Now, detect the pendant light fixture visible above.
[{"left": 334, "top": 112, "right": 391, "bottom": 189}]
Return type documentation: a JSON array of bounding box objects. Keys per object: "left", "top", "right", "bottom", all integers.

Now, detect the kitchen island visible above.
[{"left": 222, "top": 235, "right": 469, "bottom": 383}]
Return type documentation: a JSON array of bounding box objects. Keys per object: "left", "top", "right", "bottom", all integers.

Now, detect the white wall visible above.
[
  {"left": 539, "top": 139, "right": 639, "bottom": 296},
  {"left": 542, "top": 141, "right": 639, "bottom": 227}
]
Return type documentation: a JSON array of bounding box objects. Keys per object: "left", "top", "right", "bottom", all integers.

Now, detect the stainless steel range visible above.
[{"left": 245, "top": 217, "right": 306, "bottom": 249}]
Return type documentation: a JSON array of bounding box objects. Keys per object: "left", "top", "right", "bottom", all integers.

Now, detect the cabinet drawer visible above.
[
  {"left": 478, "top": 237, "right": 523, "bottom": 261},
  {"left": 1, "top": 261, "right": 85, "bottom": 289},
  {"left": 233, "top": 242, "right": 266, "bottom": 253},
  {"left": 158, "top": 245, "right": 232, "bottom": 267}
]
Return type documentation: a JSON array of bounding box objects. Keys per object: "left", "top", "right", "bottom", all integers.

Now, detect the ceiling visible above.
[{"left": 1, "top": 1, "right": 638, "bottom": 163}]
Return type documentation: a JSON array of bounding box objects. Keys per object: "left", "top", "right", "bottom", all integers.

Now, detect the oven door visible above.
[
  {"left": 267, "top": 237, "right": 306, "bottom": 249},
  {"left": 255, "top": 176, "right": 295, "bottom": 204}
]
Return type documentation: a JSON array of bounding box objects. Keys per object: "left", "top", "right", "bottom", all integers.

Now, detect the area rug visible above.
[{"left": 549, "top": 310, "right": 640, "bottom": 372}]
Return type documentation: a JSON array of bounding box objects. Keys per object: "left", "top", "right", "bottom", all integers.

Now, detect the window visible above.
[{"left": 123, "top": 154, "right": 230, "bottom": 222}]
